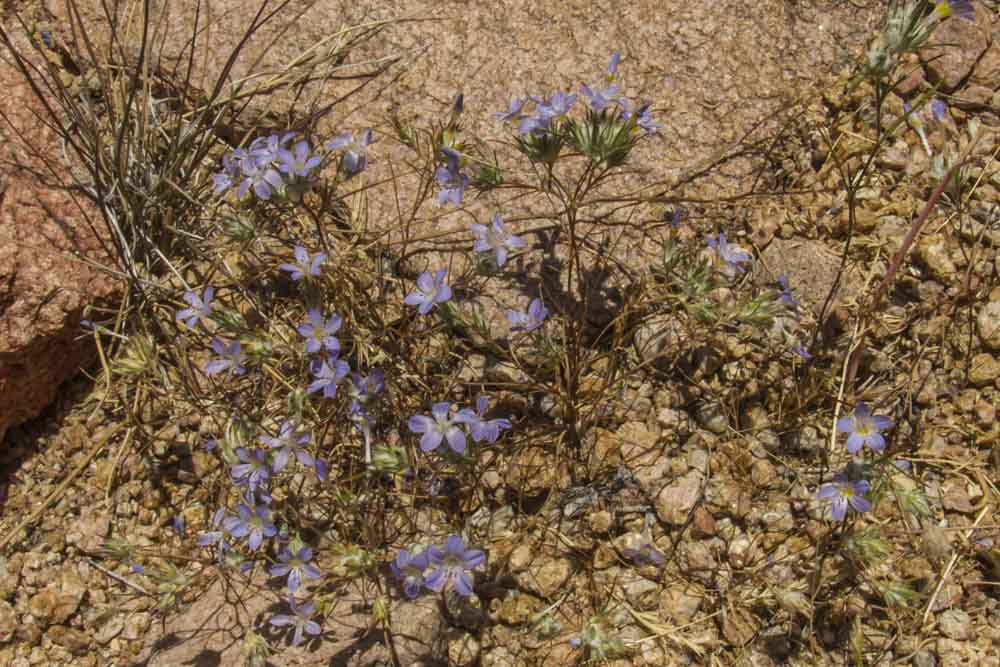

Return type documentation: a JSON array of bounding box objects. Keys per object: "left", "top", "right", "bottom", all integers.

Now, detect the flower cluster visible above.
[
  {"left": 494, "top": 52, "right": 661, "bottom": 166},
  {"left": 212, "top": 132, "right": 322, "bottom": 201},
  {"left": 391, "top": 535, "right": 486, "bottom": 598},
  {"left": 212, "top": 127, "right": 375, "bottom": 202},
  {"left": 817, "top": 403, "right": 895, "bottom": 520}
]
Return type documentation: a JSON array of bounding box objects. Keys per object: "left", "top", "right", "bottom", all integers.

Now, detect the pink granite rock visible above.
[
  {"left": 923, "top": 1, "right": 994, "bottom": 93},
  {"left": 0, "top": 50, "right": 121, "bottom": 443}
]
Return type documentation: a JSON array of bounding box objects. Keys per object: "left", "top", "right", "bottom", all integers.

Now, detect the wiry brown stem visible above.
[{"left": 844, "top": 160, "right": 964, "bottom": 392}]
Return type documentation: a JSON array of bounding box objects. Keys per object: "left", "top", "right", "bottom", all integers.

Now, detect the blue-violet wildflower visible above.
[
  {"left": 176, "top": 286, "right": 215, "bottom": 328},
  {"left": 707, "top": 232, "right": 752, "bottom": 277},
  {"left": 307, "top": 357, "right": 351, "bottom": 398},
  {"left": 425, "top": 535, "right": 486, "bottom": 597},
  {"left": 471, "top": 213, "right": 526, "bottom": 267},
  {"left": 493, "top": 97, "right": 524, "bottom": 122},
  {"left": 404, "top": 268, "right": 452, "bottom": 315},
  {"left": 238, "top": 157, "right": 283, "bottom": 200},
  {"left": 777, "top": 275, "right": 801, "bottom": 313},
  {"left": 224, "top": 501, "right": 277, "bottom": 551},
  {"left": 231, "top": 447, "right": 272, "bottom": 492},
  {"left": 457, "top": 396, "right": 512, "bottom": 444},
  {"left": 507, "top": 298, "right": 549, "bottom": 333},
  {"left": 391, "top": 548, "right": 430, "bottom": 599},
  {"left": 204, "top": 338, "right": 246, "bottom": 377},
  {"left": 270, "top": 547, "right": 322, "bottom": 592},
  {"left": 327, "top": 129, "right": 374, "bottom": 175},
  {"left": 435, "top": 148, "right": 469, "bottom": 206},
  {"left": 408, "top": 402, "right": 471, "bottom": 454},
  {"left": 277, "top": 140, "right": 322, "bottom": 178},
  {"left": 260, "top": 421, "right": 314, "bottom": 473},
  {"left": 280, "top": 245, "right": 326, "bottom": 281},
  {"left": 297, "top": 309, "right": 342, "bottom": 355},
  {"left": 269, "top": 597, "right": 321, "bottom": 647},
  {"left": 837, "top": 402, "right": 894, "bottom": 453},
  {"left": 817, "top": 473, "right": 872, "bottom": 521}
]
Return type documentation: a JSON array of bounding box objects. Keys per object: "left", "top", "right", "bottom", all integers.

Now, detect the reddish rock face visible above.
[{"left": 0, "top": 48, "right": 121, "bottom": 443}]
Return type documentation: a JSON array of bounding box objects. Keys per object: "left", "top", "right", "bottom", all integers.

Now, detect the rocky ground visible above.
[{"left": 1, "top": 1, "right": 1000, "bottom": 666}]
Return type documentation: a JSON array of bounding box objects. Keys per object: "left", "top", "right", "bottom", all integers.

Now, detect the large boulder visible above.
[{"left": 0, "top": 49, "right": 121, "bottom": 443}]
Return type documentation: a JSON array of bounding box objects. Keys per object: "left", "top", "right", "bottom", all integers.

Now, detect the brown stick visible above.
[{"left": 843, "top": 161, "right": 964, "bottom": 392}]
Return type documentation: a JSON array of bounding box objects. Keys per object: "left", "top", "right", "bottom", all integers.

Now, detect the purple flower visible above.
[
  {"left": 605, "top": 50, "right": 621, "bottom": 82},
  {"left": 238, "top": 157, "right": 283, "bottom": 200},
  {"left": 934, "top": 0, "right": 974, "bottom": 21},
  {"left": 425, "top": 535, "right": 486, "bottom": 597},
  {"left": 250, "top": 132, "right": 295, "bottom": 162},
  {"left": 312, "top": 458, "right": 329, "bottom": 482},
  {"left": 327, "top": 129, "right": 374, "bottom": 175},
  {"left": 621, "top": 99, "right": 663, "bottom": 134},
  {"left": 269, "top": 597, "right": 321, "bottom": 647},
  {"left": 707, "top": 232, "right": 752, "bottom": 277},
  {"left": 348, "top": 400, "right": 375, "bottom": 437},
  {"left": 404, "top": 268, "right": 452, "bottom": 315},
  {"left": 817, "top": 474, "right": 872, "bottom": 521},
  {"left": 791, "top": 343, "right": 813, "bottom": 360},
  {"left": 212, "top": 154, "right": 239, "bottom": 195},
  {"left": 297, "top": 309, "right": 342, "bottom": 354},
  {"left": 307, "top": 357, "right": 351, "bottom": 398},
  {"left": 277, "top": 140, "right": 322, "bottom": 178},
  {"left": 224, "top": 501, "right": 277, "bottom": 551},
  {"left": 667, "top": 207, "right": 685, "bottom": 229},
  {"left": 435, "top": 148, "right": 469, "bottom": 206},
  {"left": 231, "top": 447, "right": 272, "bottom": 492},
  {"left": 507, "top": 298, "right": 549, "bottom": 333},
  {"left": 836, "top": 403, "right": 894, "bottom": 453},
  {"left": 471, "top": 213, "right": 526, "bottom": 267},
  {"left": 270, "top": 546, "right": 322, "bottom": 592},
  {"left": 279, "top": 245, "right": 327, "bottom": 281},
  {"left": 347, "top": 369, "right": 385, "bottom": 434},
  {"left": 260, "top": 421, "right": 314, "bottom": 473},
  {"left": 518, "top": 111, "right": 550, "bottom": 135},
  {"left": 390, "top": 548, "right": 430, "bottom": 599},
  {"left": 536, "top": 90, "right": 577, "bottom": 122},
  {"left": 197, "top": 508, "right": 230, "bottom": 562},
  {"left": 930, "top": 99, "right": 949, "bottom": 123},
  {"left": 408, "top": 402, "right": 471, "bottom": 454},
  {"left": 176, "top": 286, "right": 215, "bottom": 328},
  {"left": 349, "top": 370, "right": 385, "bottom": 404},
  {"left": 493, "top": 97, "right": 524, "bottom": 122},
  {"left": 204, "top": 338, "right": 246, "bottom": 376},
  {"left": 777, "top": 275, "right": 801, "bottom": 313},
  {"left": 580, "top": 83, "right": 622, "bottom": 111},
  {"left": 457, "top": 396, "right": 512, "bottom": 444},
  {"left": 622, "top": 529, "right": 665, "bottom": 567}
]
